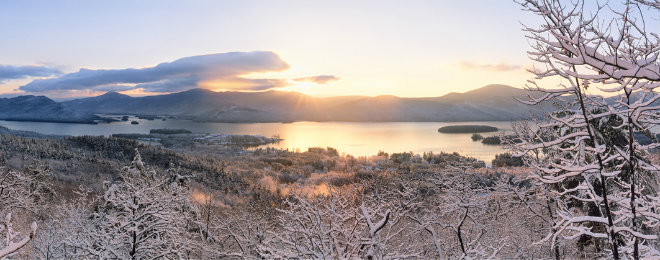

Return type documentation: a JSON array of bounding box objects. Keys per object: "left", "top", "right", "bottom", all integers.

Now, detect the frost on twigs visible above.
[
  {"left": 0, "top": 166, "right": 47, "bottom": 258},
  {"left": 411, "top": 160, "right": 514, "bottom": 259},
  {"left": 0, "top": 213, "right": 37, "bottom": 258},
  {"left": 512, "top": 0, "right": 660, "bottom": 259},
  {"left": 261, "top": 185, "right": 421, "bottom": 259},
  {"left": 59, "top": 149, "right": 199, "bottom": 259}
]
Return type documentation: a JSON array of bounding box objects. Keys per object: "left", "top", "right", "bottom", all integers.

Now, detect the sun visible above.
[{"left": 278, "top": 82, "right": 317, "bottom": 94}]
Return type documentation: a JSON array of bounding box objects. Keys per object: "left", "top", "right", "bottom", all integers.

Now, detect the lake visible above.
[{"left": 0, "top": 117, "right": 512, "bottom": 164}]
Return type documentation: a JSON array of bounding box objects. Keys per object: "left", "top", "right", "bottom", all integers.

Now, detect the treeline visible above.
[{"left": 150, "top": 128, "right": 192, "bottom": 135}]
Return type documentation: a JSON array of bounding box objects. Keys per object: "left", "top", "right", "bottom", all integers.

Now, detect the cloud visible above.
[
  {"left": 200, "top": 77, "right": 290, "bottom": 91},
  {"left": 0, "top": 65, "right": 62, "bottom": 82},
  {"left": 20, "top": 51, "right": 290, "bottom": 93},
  {"left": 92, "top": 84, "right": 143, "bottom": 92},
  {"left": 293, "top": 75, "right": 339, "bottom": 84},
  {"left": 457, "top": 61, "right": 522, "bottom": 72}
]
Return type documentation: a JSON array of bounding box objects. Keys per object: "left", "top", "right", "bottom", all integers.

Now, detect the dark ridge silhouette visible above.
[
  {"left": 0, "top": 95, "right": 104, "bottom": 123},
  {"left": 62, "top": 84, "right": 548, "bottom": 122}
]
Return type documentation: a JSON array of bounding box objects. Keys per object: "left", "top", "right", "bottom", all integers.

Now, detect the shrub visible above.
[
  {"left": 390, "top": 152, "right": 413, "bottom": 164},
  {"left": 492, "top": 153, "right": 524, "bottom": 167},
  {"left": 326, "top": 147, "right": 339, "bottom": 156},
  {"left": 481, "top": 136, "right": 501, "bottom": 145},
  {"left": 261, "top": 157, "right": 294, "bottom": 167}
]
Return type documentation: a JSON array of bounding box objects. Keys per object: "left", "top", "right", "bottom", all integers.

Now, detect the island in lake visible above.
[{"left": 437, "top": 125, "right": 498, "bottom": 133}]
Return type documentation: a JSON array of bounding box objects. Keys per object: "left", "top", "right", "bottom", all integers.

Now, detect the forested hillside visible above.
[{"left": 0, "top": 131, "right": 562, "bottom": 259}]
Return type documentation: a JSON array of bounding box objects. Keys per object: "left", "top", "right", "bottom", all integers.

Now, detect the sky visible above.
[{"left": 0, "top": 0, "right": 537, "bottom": 99}]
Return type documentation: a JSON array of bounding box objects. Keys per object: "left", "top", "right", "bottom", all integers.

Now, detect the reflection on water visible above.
[{"left": 0, "top": 118, "right": 512, "bottom": 164}]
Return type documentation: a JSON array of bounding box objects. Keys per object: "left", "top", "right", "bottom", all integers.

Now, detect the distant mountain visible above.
[
  {"left": 0, "top": 95, "right": 104, "bottom": 123},
  {"left": 62, "top": 84, "right": 546, "bottom": 122},
  {"left": 324, "top": 84, "right": 545, "bottom": 122}
]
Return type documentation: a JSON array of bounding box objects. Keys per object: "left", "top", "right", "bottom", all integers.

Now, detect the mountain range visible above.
[
  {"left": 0, "top": 84, "right": 546, "bottom": 123},
  {"left": 0, "top": 95, "right": 104, "bottom": 123},
  {"left": 61, "top": 84, "right": 544, "bottom": 123}
]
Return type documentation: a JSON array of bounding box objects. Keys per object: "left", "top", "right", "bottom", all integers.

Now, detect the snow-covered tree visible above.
[
  {"left": 1, "top": 213, "right": 37, "bottom": 259},
  {"left": 29, "top": 218, "right": 65, "bottom": 260},
  {"left": 0, "top": 166, "right": 49, "bottom": 259},
  {"left": 207, "top": 201, "right": 275, "bottom": 258},
  {"left": 59, "top": 149, "right": 199, "bottom": 259},
  {"left": 53, "top": 188, "right": 112, "bottom": 259},
  {"left": 513, "top": 0, "right": 660, "bottom": 258},
  {"left": 262, "top": 189, "right": 366, "bottom": 259},
  {"left": 412, "top": 161, "right": 515, "bottom": 259},
  {"left": 261, "top": 185, "right": 421, "bottom": 259},
  {"left": 358, "top": 181, "right": 423, "bottom": 259}
]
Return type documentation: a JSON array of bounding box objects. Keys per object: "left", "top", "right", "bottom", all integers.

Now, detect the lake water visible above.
[{"left": 0, "top": 117, "right": 512, "bottom": 164}]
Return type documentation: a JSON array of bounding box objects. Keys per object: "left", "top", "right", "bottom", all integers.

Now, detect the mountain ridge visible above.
[
  {"left": 0, "top": 95, "right": 104, "bottom": 123},
  {"left": 62, "top": 84, "right": 543, "bottom": 122}
]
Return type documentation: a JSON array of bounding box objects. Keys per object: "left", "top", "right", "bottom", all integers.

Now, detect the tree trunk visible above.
[
  {"left": 457, "top": 207, "right": 469, "bottom": 255},
  {"left": 626, "top": 92, "right": 639, "bottom": 260},
  {"left": 575, "top": 86, "right": 619, "bottom": 260}
]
